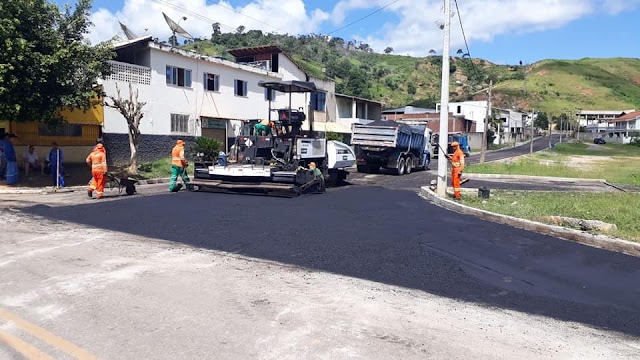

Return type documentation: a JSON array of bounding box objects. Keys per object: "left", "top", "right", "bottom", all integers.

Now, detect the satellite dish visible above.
[
  {"left": 119, "top": 21, "right": 138, "bottom": 40},
  {"left": 162, "top": 12, "right": 193, "bottom": 46}
]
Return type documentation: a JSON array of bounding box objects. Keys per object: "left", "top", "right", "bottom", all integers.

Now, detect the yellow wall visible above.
[
  {"left": 10, "top": 122, "right": 100, "bottom": 147},
  {"left": 59, "top": 100, "right": 104, "bottom": 125}
]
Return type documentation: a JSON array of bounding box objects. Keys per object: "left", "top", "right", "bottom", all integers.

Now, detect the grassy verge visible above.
[
  {"left": 462, "top": 191, "right": 640, "bottom": 242},
  {"left": 466, "top": 143, "right": 640, "bottom": 186},
  {"left": 136, "top": 157, "right": 172, "bottom": 180}
]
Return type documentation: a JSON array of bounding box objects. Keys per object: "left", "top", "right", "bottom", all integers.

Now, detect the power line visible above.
[
  {"left": 453, "top": 0, "right": 483, "bottom": 83},
  {"left": 328, "top": 0, "right": 402, "bottom": 35}
]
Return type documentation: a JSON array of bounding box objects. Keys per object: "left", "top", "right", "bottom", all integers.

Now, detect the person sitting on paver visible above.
[{"left": 23, "top": 145, "right": 45, "bottom": 178}]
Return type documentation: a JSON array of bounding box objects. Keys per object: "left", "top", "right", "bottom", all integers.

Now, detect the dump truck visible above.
[
  {"left": 190, "top": 80, "right": 355, "bottom": 197},
  {"left": 351, "top": 120, "right": 431, "bottom": 175}
]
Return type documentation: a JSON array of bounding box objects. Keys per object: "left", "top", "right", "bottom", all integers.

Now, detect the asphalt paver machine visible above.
[{"left": 191, "top": 80, "right": 355, "bottom": 197}]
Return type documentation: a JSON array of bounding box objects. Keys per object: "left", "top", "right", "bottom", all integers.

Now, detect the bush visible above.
[
  {"left": 192, "top": 137, "right": 222, "bottom": 161},
  {"left": 326, "top": 131, "right": 344, "bottom": 142}
]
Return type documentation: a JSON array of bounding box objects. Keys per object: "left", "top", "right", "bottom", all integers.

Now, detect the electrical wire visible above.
[
  {"left": 328, "top": 0, "right": 402, "bottom": 35},
  {"left": 453, "top": 0, "right": 483, "bottom": 83}
]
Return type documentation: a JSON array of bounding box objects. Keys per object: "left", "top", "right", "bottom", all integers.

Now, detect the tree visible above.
[
  {"left": 428, "top": 49, "right": 436, "bottom": 56},
  {"left": 534, "top": 112, "right": 549, "bottom": 129},
  {"left": 236, "top": 25, "right": 245, "bottom": 34},
  {"left": 456, "top": 48, "right": 464, "bottom": 56},
  {"left": 211, "top": 22, "right": 221, "bottom": 37},
  {"left": 384, "top": 46, "right": 394, "bottom": 54},
  {"left": 0, "top": 0, "right": 114, "bottom": 123},
  {"left": 105, "top": 83, "right": 146, "bottom": 175}
]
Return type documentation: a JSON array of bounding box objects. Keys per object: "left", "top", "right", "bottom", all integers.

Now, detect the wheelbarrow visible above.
[{"left": 105, "top": 173, "right": 138, "bottom": 196}]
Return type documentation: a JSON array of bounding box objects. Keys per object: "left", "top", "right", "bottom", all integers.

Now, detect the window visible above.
[
  {"left": 310, "top": 92, "right": 326, "bottom": 112},
  {"left": 38, "top": 123, "right": 82, "bottom": 137},
  {"left": 456, "top": 105, "right": 462, "bottom": 114},
  {"left": 234, "top": 79, "right": 247, "bottom": 97},
  {"left": 171, "top": 114, "right": 189, "bottom": 133},
  {"left": 264, "top": 88, "right": 276, "bottom": 101},
  {"left": 204, "top": 73, "right": 219, "bottom": 92},
  {"left": 166, "top": 66, "right": 192, "bottom": 88}
]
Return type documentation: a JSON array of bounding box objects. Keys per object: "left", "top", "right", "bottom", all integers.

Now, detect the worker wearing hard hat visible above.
[
  {"left": 169, "top": 140, "right": 190, "bottom": 192},
  {"left": 86, "top": 144, "right": 107, "bottom": 199},
  {"left": 447, "top": 141, "right": 465, "bottom": 200}
]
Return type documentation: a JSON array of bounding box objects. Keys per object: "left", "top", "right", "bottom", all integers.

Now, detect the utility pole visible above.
[
  {"left": 436, "top": 0, "right": 451, "bottom": 197},
  {"left": 559, "top": 115, "right": 563, "bottom": 143},
  {"left": 529, "top": 108, "right": 534, "bottom": 154},
  {"left": 479, "top": 79, "right": 492, "bottom": 163},
  {"left": 548, "top": 115, "right": 552, "bottom": 148}
]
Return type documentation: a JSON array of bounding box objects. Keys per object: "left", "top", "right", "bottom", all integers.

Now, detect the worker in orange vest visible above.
[
  {"left": 169, "top": 139, "right": 190, "bottom": 192},
  {"left": 86, "top": 144, "right": 107, "bottom": 199},
  {"left": 447, "top": 141, "right": 465, "bottom": 200}
]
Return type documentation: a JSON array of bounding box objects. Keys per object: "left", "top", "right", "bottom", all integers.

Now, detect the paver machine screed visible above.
[{"left": 190, "top": 80, "right": 355, "bottom": 197}]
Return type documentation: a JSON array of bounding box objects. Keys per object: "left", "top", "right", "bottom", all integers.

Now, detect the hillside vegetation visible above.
[{"left": 182, "top": 30, "right": 640, "bottom": 113}]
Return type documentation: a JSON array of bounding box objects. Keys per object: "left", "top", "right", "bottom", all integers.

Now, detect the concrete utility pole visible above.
[
  {"left": 479, "top": 79, "right": 492, "bottom": 163},
  {"left": 529, "top": 108, "right": 534, "bottom": 154},
  {"left": 548, "top": 115, "right": 552, "bottom": 148},
  {"left": 559, "top": 115, "right": 563, "bottom": 143},
  {"left": 436, "top": 0, "right": 451, "bottom": 197}
]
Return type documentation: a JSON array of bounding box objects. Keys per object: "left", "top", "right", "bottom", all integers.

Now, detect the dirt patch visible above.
[
  {"left": 581, "top": 88, "right": 594, "bottom": 96},
  {"left": 561, "top": 155, "right": 612, "bottom": 170},
  {"left": 632, "top": 77, "right": 640, "bottom": 85},
  {"left": 536, "top": 69, "right": 549, "bottom": 76}
]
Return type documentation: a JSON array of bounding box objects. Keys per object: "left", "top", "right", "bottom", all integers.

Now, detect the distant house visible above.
[
  {"left": 611, "top": 111, "right": 640, "bottom": 143},
  {"left": 576, "top": 109, "right": 635, "bottom": 132}
]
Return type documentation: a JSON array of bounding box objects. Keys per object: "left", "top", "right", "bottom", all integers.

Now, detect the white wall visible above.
[
  {"left": 437, "top": 101, "right": 487, "bottom": 133},
  {"left": 103, "top": 46, "right": 312, "bottom": 138}
]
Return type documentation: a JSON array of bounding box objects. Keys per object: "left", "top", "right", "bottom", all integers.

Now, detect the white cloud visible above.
[
  {"left": 599, "top": 0, "right": 640, "bottom": 14},
  {"left": 332, "top": 0, "right": 596, "bottom": 56},
  {"left": 87, "top": 0, "right": 329, "bottom": 45}
]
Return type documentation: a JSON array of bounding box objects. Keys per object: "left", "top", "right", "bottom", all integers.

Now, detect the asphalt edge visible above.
[
  {"left": 419, "top": 186, "right": 640, "bottom": 258},
  {"left": 463, "top": 173, "right": 607, "bottom": 183},
  {"left": 0, "top": 177, "right": 171, "bottom": 195}
]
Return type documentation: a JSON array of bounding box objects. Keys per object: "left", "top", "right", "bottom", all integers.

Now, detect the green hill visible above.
[{"left": 181, "top": 31, "right": 640, "bottom": 114}]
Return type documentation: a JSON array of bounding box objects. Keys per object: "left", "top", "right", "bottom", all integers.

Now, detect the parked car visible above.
[{"left": 594, "top": 137, "right": 606, "bottom": 144}]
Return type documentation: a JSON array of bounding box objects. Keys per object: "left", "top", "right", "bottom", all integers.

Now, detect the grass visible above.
[
  {"left": 462, "top": 191, "right": 640, "bottom": 242},
  {"left": 466, "top": 143, "right": 640, "bottom": 186},
  {"left": 136, "top": 157, "right": 172, "bottom": 180}
]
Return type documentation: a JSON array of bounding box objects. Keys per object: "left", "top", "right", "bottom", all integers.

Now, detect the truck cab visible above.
[{"left": 432, "top": 132, "right": 471, "bottom": 157}]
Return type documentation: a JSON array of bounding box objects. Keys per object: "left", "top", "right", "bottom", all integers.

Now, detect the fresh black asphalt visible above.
[{"left": 24, "top": 184, "right": 640, "bottom": 337}]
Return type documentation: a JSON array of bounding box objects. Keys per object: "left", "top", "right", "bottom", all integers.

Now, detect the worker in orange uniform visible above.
[
  {"left": 86, "top": 144, "right": 107, "bottom": 199},
  {"left": 447, "top": 141, "right": 465, "bottom": 200},
  {"left": 169, "top": 139, "right": 190, "bottom": 192}
]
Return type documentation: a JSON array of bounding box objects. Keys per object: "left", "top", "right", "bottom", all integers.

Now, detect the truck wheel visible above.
[
  {"left": 405, "top": 157, "right": 412, "bottom": 174},
  {"left": 357, "top": 165, "right": 369, "bottom": 173},
  {"left": 396, "top": 159, "right": 405, "bottom": 176}
]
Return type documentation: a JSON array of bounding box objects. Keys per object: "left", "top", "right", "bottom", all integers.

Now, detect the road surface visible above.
[{"left": 1, "top": 180, "right": 639, "bottom": 359}]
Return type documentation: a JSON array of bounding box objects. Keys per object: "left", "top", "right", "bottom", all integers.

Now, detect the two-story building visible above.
[
  {"left": 436, "top": 100, "right": 487, "bottom": 133},
  {"left": 100, "top": 39, "right": 380, "bottom": 163},
  {"left": 611, "top": 111, "right": 640, "bottom": 143},
  {"left": 576, "top": 109, "right": 635, "bottom": 132}
]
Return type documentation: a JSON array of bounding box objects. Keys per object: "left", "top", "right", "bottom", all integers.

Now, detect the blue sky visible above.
[{"left": 51, "top": 0, "right": 640, "bottom": 65}]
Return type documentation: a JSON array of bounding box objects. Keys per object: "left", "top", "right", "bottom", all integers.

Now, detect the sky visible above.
[{"left": 51, "top": 0, "right": 640, "bottom": 65}]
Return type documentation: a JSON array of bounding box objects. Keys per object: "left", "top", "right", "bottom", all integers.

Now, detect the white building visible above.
[
  {"left": 101, "top": 38, "right": 380, "bottom": 162},
  {"left": 436, "top": 101, "right": 488, "bottom": 133},
  {"left": 576, "top": 109, "right": 635, "bottom": 132}
]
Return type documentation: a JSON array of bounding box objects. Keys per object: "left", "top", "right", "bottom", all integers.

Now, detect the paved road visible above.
[
  {"left": 349, "top": 135, "right": 563, "bottom": 191},
  {"left": 18, "top": 188, "right": 640, "bottom": 335}
]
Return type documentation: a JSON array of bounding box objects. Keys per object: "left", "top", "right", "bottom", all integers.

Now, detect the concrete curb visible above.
[
  {"left": 0, "top": 177, "right": 171, "bottom": 195},
  {"left": 419, "top": 186, "right": 640, "bottom": 258},
  {"left": 464, "top": 173, "right": 607, "bottom": 183}
]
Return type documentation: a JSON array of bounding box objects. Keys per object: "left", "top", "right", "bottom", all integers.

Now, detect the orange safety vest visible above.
[
  {"left": 86, "top": 151, "right": 107, "bottom": 173},
  {"left": 451, "top": 148, "right": 465, "bottom": 172},
  {"left": 172, "top": 145, "right": 186, "bottom": 167}
]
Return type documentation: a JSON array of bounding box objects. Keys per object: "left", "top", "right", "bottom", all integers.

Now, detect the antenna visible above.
[
  {"left": 162, "top": 12, "right": 193, "bottom": 46},
  {"left": 119, "top": 21, "right": 138, "bottom": 40}
]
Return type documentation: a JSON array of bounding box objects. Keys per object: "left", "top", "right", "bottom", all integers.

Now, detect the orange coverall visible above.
[
  {"left": 450, "top": 146, "right": 465, "bottom": 199},
  {"left": 87, "top": 146, "right": 107, "bottom": 199}
]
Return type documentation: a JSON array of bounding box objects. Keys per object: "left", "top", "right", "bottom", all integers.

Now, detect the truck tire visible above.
[
  {"left": 357, "top": 165, "right": 369, "bottom": 173},
  {"left": 405, "top": 156, "right": 412, "bottom": 174},
  {"left": 396, "top": 158, "right": 405, "bottom": 176}
]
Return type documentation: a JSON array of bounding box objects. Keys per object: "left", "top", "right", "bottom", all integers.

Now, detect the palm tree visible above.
[
  {"left": 428, "top": 49, "right": 436, "bottom": 56},
  {"left": 456, "top": 48, "right": 464, "bottom": 56}
]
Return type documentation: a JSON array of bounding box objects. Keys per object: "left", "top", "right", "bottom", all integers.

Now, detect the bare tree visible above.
[{"left": 105, "top": 82, "right": 146, "bottom": 175}]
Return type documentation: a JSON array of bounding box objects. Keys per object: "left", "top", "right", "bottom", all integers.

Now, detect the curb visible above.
[
  {"left": 0, "top": 177, "right": 171, "bottom": 195},
  {"left": 419, "top": 186, "right": 640, "bottom": 258},
  {"left": 463, "top": 173, "right": 607, "bottom": 183}
]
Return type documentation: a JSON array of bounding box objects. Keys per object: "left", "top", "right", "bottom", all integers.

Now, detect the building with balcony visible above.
[{"left": 576, "top": 109, "right": 635, "bottom": 132}]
